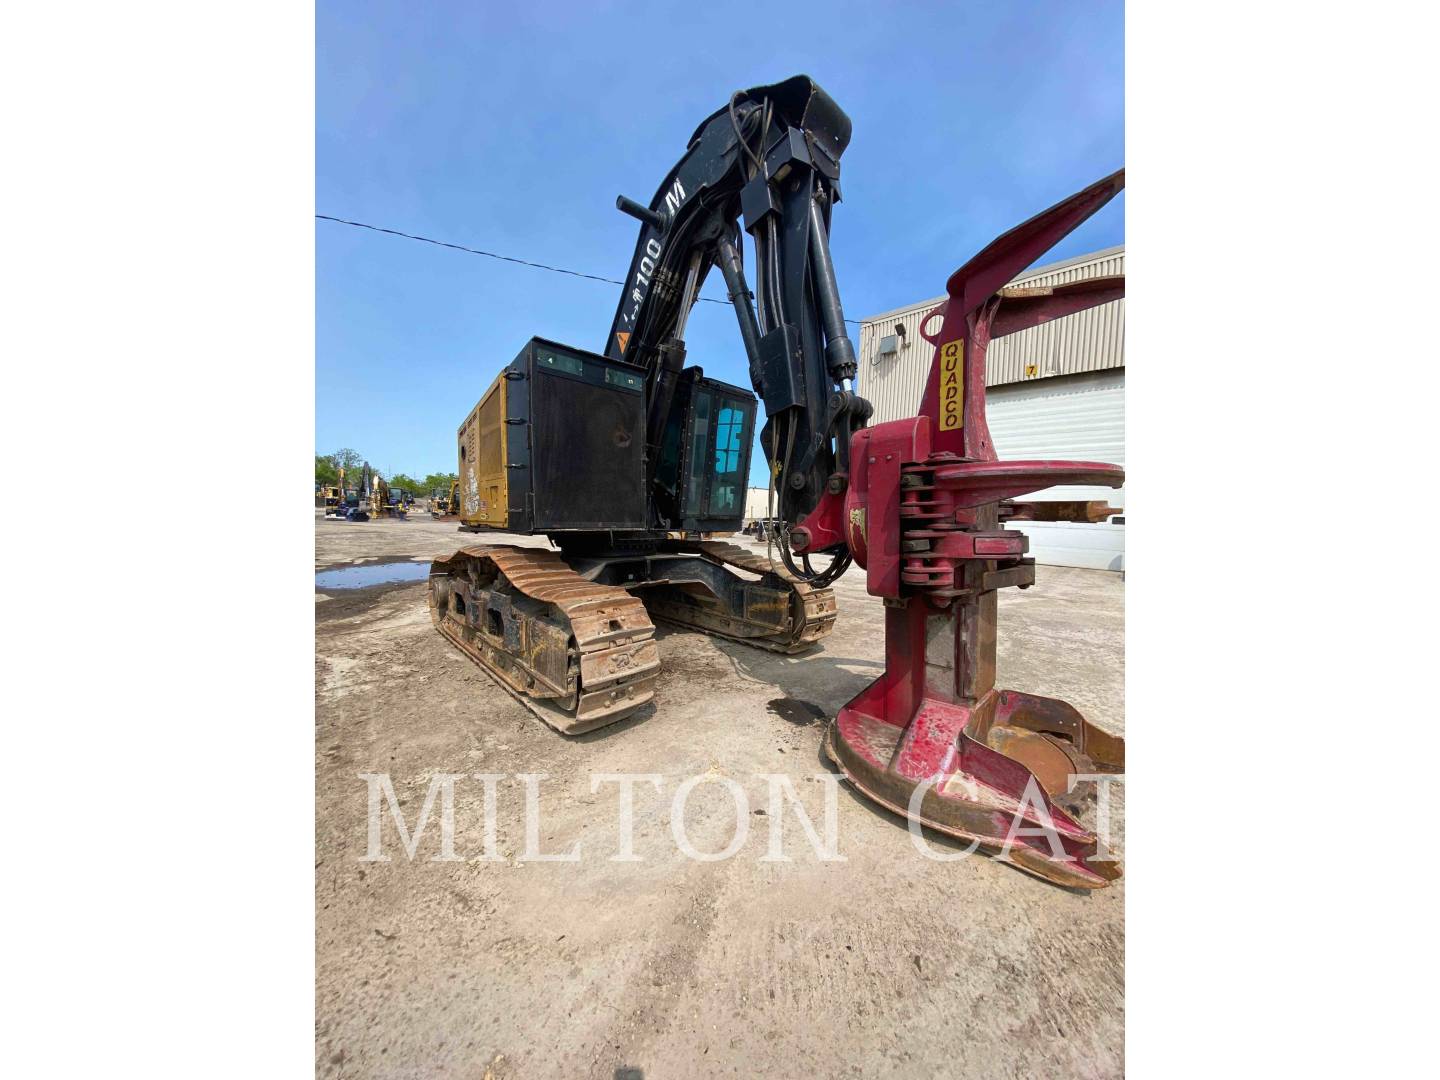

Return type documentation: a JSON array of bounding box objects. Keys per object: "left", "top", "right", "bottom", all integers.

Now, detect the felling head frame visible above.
[{"left": 818, "top": 171, "right": 1128, "bottom": 888}]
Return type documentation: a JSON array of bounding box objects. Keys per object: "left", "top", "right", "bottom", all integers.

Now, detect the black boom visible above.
[{"left": 606, "top": 75, "right": 872, "bottom": 533}]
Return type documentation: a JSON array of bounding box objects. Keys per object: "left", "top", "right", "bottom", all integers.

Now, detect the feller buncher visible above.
[{"left": 430, "top": 76, "right": 1126, "bottom": 886}]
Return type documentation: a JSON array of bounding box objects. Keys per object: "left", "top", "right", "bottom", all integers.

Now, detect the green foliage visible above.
[
  {"left": 330, "top": 447, "right": 363, "bottom": 477},
  {"left": 315, "top": 450, "right": 454, "bottom": 498},
  {"left": 422, "top": 471, "right": 459, "bottom": 496},
  {"left": 315, "top": 455, "right": 339, "bottom": 487},
  {"left": 317, "top": 448, "right": 364, "bottom": 490},
  {"left": 388, "top": 473, "right": 422, "bottom": 495}
]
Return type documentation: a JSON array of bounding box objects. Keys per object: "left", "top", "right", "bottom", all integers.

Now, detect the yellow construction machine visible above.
[{"left": 431, "top": 478, "right": 459, "bottom": 519}]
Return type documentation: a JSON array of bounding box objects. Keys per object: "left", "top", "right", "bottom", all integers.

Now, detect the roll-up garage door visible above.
[{"left": 986, "top": 369, "right": 1125, "bottom": 571}]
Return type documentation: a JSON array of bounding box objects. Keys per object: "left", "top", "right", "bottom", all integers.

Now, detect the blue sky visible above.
[{"left": 317, "top": 1, "right": 1124, "bottom": 485}]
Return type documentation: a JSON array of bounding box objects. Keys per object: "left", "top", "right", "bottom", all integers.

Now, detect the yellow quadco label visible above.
[{"left": 939, "top": 340, "right": 964, "bottom": 431}]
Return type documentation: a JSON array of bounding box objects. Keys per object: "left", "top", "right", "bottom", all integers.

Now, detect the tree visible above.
[
  {"left": 422, "top": 471, "right": 459, "bottom": 496},
  {"left": 388, "top": 473, "right": 422, "bottom": 495},
  {"left": 330, "top": 448, "right": 363, "bottom": 479},
  {"left": 315, "top": 455, "right": 339, "bottom": 488},
  {"left": 316, "top": 448, "right": 365, "bottom": 491}
]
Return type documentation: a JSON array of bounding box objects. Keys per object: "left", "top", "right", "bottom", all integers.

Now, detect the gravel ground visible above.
[{"left": 315, "top": 513, "right": 1125, "bottom": 1079}]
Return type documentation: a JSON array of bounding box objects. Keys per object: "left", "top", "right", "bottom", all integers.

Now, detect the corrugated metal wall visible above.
[
  {"left": 987, "top": 371, "right": 1125, "bottom": 503},
  {"left": 856, "top": 246, "right": 1124, "bottom": 424}
]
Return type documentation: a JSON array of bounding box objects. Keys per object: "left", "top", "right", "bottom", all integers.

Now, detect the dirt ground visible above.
[{"left": 315, "top": 513, "right": 1125, "bottom": 1079}]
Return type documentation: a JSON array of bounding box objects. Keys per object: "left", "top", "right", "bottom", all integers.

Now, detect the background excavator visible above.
[
  {"left": 430, "top": 478, "right": 459, "bottom": 519},
  {"left": 430, "top": 75, "right": 1126, "bottom": 887},
  {"left": 339, "top": 465, "right": 370, "bottom": 521},
  {"left": 370, "top": 477, "right": 414, "bottom": 519}
]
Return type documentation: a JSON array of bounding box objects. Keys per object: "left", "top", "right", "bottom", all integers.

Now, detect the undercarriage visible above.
[{"left": 429, "top": 539, "right": 835, "bottom": 733}]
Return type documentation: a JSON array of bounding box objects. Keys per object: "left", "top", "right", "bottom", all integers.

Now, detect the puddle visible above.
[
  {"left": 767, "top": 697, "right": 827, "bottom": 726},
  {"left": 315, "top": 561, "right": 431, "bottom": 590}
]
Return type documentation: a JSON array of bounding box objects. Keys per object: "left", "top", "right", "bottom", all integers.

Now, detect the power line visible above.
[
  {"left": 316, "top": 214, "right": 632, "bottom": 290},
  {"left": 316, "top": 214, "right": 862, "bottom": 325}
]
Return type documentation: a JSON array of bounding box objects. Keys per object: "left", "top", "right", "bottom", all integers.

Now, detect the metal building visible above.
[
  {"left": 856, "top": 246, "right": 1125, "bottom": 571},
  {"left": 743, "top": 486, "right": 771, "bottom": 522}
]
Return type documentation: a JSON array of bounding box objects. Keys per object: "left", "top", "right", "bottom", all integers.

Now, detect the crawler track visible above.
[
  {"left": 429, "top": 546, "right": 660, "bottom": 734},
  {"left": 642, "top": 540, "right": 837, "bottom": 654},
  {"left": 430, "top": 540, "right": 835, "bottom": 735}
]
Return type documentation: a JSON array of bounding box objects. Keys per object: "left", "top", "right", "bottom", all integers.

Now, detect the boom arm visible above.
[{"left": 607, "top": 76, "right": 871, "bottom": 550}]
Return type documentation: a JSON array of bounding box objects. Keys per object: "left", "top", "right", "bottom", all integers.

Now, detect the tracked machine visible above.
[
  {"left": 316, "top": 484, "right": 342, "bottom": 516},
  {"left": 430, "top": 479, "right": 459, "bottom": 519},
  {"left": 432, "top": 76, "right": 859, "bottom": 732},
  {"left": 431, "top": 76, "right": 1127, "bottom": 886},
  {"left": 376, "top": 482, "right": 414, "bottom": 519},
  {"left": 339, "top": 464, "right": 372, "bottom": 521}
]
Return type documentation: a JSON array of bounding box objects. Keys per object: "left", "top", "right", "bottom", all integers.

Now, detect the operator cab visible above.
[{"left": 654, "top": 367, "right": 756, "bottom": 533}]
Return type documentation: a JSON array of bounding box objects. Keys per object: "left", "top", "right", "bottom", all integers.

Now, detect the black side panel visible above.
[
  {"left": 651, "top": 368, "right": 696, "bottom": 529},
  {"left": 504, "top": 363, "right": 532, "bottom": 532},
  {"left": 531, "top": 368, "right": 646, "bottom": 530}
]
